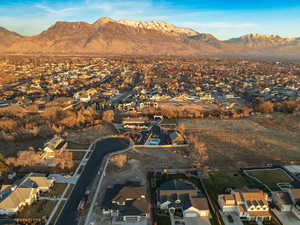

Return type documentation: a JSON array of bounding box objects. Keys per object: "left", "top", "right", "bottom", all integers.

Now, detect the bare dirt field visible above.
[
  {"left": 89, "top": 146, "right": 193, "bottom": 225},
  {"left": 181, "top": 113, "right": 300, "bottom": 168},
  {"left": 0, "top": 123, "right": 117, "bottom": 157},
  {"left": 66, "top": 123, "right": 117, "bottom": 145}
]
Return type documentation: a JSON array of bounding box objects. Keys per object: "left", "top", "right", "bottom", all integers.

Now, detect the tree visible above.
[
  {"left": 111, "top": 154, "right": 127, "bottom": 169},
  {"left": 178, "top": 122, "right": 186, "bottom": 134},
  {"left": 54, "top": 151, "right": 74, "bottom": 169},
  {"left": 0, "top": 153, "right": 7, "bottom": 174},
  {"left": 279, "top": 101, "right": 299, "bottom": 113},
  {"left": 102, "top": 110, "right": 115, "bottom": 123},
  {"left": 256, "top": 101, "right": 274, "bottom": 113},
  {"left": 188, "top": 134, "right": 209, "bottom": 165},
  {"left": 0, "top": 118, "right": 18, "bottom": 132}
]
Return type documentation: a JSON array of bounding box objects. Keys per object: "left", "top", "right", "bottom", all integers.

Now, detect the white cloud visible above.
[{"left": 35, "top": 3, "right": 78, "bottom": 16}]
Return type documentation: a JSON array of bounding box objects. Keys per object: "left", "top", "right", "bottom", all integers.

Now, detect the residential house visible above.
[
  {"left": 218, "top": 190, "right": 271, "bottom": 222},
  {"left": 287, "top": 188, "right": 300, "bottom": 220},
  {"left": 122, "top": 117, "right": 149, "bottom": 130},
  {"left": 273, "top": 192, "right": 293, "bottom": 212},
  {"left": 0, "top": 173, "right": 54, "bottom": 215},
  {"left": 157, "top": 179, "right": 210, "bottom": 224},
  {"left": 102, "top": 183, "right": 150, "bottom": 224},
  {"left": 41, "top": 135, "right": 67, "bottom": 160}
]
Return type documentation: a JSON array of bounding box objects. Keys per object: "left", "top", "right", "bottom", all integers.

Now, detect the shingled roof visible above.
[
  {"left": 157, "top": 179, "right": 209, "bottom": 212},
  {"left": 101, "top": 182, "right": 149, "bottom": 216},
  {"left": 0, "top": 173, "right": 54, "bottom": 213}
]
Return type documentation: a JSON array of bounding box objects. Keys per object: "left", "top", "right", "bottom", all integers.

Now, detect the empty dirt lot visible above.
[{"left": 181, "top": 113, "right": 300, "bottom": 168}]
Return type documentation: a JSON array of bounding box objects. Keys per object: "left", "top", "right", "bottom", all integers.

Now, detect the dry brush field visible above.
[{"left": 181, "top": 113, "right": 300, "bottom": 168}]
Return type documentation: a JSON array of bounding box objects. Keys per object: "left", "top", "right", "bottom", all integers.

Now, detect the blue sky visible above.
[{"left": 0, "top": 0, "right": 299, "bottom": 40}]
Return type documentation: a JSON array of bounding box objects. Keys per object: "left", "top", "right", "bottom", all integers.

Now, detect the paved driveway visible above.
[
  {"left": 272, "top": 209, "right": 300, "bottom": 225},
  {"left": 184, "top": 216, "right": 211, "bottom": 225},
  {"left": 220, "top": 211, "right": 243, "bottom": 225},
  {"left": 49, "top": 174, "right": 79, "bottom": 184}
]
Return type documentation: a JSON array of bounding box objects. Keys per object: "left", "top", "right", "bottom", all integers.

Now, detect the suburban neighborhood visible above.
[{"left": 0, "top": 55, "right": 300, "bottom": 225}]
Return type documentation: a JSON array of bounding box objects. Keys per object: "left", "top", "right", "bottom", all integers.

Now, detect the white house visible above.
[
  {"left": 0, "top": 173, "right": 54, "bottom": 215},
  {"left": 287, "top": 188, "right": 300, "bottom": 220},
  {"left": 218, "top": 190, "right": 271, "bottom": 222}
]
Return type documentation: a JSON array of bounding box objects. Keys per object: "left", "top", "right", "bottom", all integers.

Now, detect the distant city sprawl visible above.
[{"left": 0, "top": 55, "right": 300, "bottom": 225}]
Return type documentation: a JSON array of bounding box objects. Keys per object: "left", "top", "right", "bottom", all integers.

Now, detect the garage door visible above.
[{"left": 184, "top": 212, "right": 198, "bottom": 217}]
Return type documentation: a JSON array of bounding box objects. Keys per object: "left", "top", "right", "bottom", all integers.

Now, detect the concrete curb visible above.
[
  {"left": 84, "top": 137, "right": 133, "bottom": 225},
  {"left": 134, "top": 144, "right": 189, "bottom": 148},
  {"left": 53, "top": 135, "right": 132, "bottom": 225},
  {"left": 49, "top": 143, "right": 94, "bottom": 225}
]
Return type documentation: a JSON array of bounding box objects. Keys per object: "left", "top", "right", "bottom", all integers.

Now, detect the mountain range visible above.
[{"left": 1, "top": 17, "right": 300, "bottom": 58}]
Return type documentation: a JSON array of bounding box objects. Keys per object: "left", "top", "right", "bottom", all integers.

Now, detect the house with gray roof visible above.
[
  {"left": 157, "top": 179, "right": 211, "bottom": 225},
  {"left": 101, "top": 182, "right": 150, "bottom": 225}
]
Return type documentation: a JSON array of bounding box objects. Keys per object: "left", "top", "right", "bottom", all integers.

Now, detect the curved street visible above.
[{"left": 55, "top": 137, "right": 130, "bottom": 225}]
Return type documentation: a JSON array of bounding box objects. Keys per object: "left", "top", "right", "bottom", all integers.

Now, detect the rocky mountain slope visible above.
[
  {"left": 0, "top": 27, "right": 23, "bottom": 50},
  {"left": 0, "top": 17, "right": 299, "bottom": 58}
]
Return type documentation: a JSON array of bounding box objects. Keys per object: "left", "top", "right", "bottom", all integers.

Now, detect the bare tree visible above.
[
  {"left": 256, "top": 101, "right": 274, "bottom": 113},
  {"left": 177, "top": 122, "right": 186, "bottom": 134},
  {"left": 111, "top": 154, "right": 127, "bottom": 169},
  {"left": 102, "top": 110, "right": 115, "bottom": 123}
]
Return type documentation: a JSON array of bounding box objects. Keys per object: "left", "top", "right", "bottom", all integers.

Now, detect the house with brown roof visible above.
[
  {"left": 0, "top": 173, "right": 54, "bottom": 215},
  {"left": 101, "top": 183, "right": 150, "bottom": 225},
  {"left": 157, "top": 179, "right": 210, "bottom": 225},
  {"left": 218, "top": 190, "right": 271, "bottom": 222}
]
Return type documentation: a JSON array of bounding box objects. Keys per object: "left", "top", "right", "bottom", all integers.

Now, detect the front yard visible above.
[
  {"left": 41, "top": 183, "right": 68, "bottom": 198},
  {"left": 203, "top": 170, "right": 253, "bottom": 200},
  {"left": 17, "top": 200, "right": 57, "bottom": 219},
  {"left": 156, "top": 215, "right": 171, "bottom": 225}
]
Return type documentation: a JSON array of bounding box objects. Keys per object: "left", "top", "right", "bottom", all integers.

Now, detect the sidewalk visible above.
[
  {"left": 45, "top": 149, "right": 91, "bottom": 225},
  {"left": 39, "top": 197, "right": 68, "bottom": 201},
  {"left": 66, "top": 149, "right": 91, "bottom": 152},
  {"left": 49, "top": 174, "right": 79, "bottom": 184}
]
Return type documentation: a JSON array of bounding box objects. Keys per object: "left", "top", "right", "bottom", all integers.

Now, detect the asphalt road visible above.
[
  {"left": 0, "top": 218, "right": 16, "bottom": 225},
  {"left": 54, "top": 137, "right": 130, "bottom": 225}
]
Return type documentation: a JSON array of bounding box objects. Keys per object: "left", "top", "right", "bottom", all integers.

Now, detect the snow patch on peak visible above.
[{"left": 116, "top": 19, "right": 198, "bottom": 36}]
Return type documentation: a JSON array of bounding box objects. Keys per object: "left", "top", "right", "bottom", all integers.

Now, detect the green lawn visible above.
[
  {"left": 246, "top": 169, "right": 292, "bottom": 191},
  {"left": 17, "top": 200, "right": 57, "bottom": 219},
  {"left": 203, "top": 170, "right": 251, "bottom": 200},
  {"left": 41, "top": 183, "right": 68, "bottom": 198},
  {"left": 156, "top": 215, "right": 171, "bottom": 225}
]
